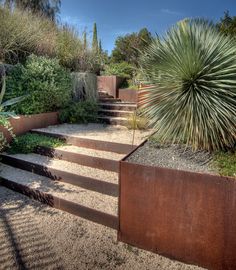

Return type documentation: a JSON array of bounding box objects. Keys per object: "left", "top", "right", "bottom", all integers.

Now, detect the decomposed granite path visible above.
[{"left": 0, "top": 187, "right": 206, "bottom": 270}]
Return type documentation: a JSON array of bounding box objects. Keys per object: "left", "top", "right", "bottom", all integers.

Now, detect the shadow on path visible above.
[{"left": 0, "top": 187, "right": 64, "bottom": 270}]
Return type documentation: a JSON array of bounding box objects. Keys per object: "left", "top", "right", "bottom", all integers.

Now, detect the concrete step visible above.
[
  {"left": 98, "top": 116, "right": 129, "bottom": 126},
  {"left": 0, "top": 153, "right": 118, "bottom": 197},
  {"left": 0, "top": 164, "right": 118, "bottom": 229},
  {"left": 99, "top": 102, "right": 137, "bottom": 111},
  {"left": 31, "top": 129, "right": 135, "bottom": 154},
  {"left": 98, "top": 109, "right": 134, "bottom": 118},
  {"left": 34, "top": 145, "right": 123, "bottom": 172}
]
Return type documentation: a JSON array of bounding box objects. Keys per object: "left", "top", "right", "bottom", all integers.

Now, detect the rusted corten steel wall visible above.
[
  {"left": 97, "top": 76, "right": 124, "bottom": 98},
  {"left": 118, "top": 159, "right": 236, "bottom": 270},
  {"left": 118, "top": 88, "right": 138, "bottom": 103},
  {"left": 0, "top": 112, "right": 58, "bottom": 142}
]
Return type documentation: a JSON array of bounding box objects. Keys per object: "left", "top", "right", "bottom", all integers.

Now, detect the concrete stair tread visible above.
[
  {"left": 54, "top": 145, "right": 124, "bottom": 160},
  {"left": 98, "top": 109, "right": 134, "bottom": 114},
  {"left": 99, "top": 102, "right": 137, "bottom": 106},
  {"left": 0, "top": 164, "right": 118, "bottom": 216},
  {"left": 98, "top": 116, "right": 128, "bottom": 121},
  {"left": 1, "top": 153, "right": 118, "bottom": 185}
]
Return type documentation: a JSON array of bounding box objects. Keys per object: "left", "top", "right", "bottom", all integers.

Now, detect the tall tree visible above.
[
  {"left": 92, "top": 22, "right": 98, "bottom": 53},
  {"left": 1, "top": 0, "right": 61, "bottom": 21},
  {"left": 111, "top": 28, "right": 152, "bottom": 66},
  {"left": 99, "top": 39, "right": 102, "bottom": 54}
]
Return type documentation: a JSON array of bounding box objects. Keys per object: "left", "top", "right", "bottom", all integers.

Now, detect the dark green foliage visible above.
[
  {"left": 8, "top": 133, "right": 65, "bottom": 154},
  {"left": 103, "top": 62, "right": 134, "bottom": 79},
  {"left": 111, "top": 28, "right": 153, "bottom": 66},
  {"left": 2, "top": 0, "right": 61, "bottom": 21},
  {"left": 92, "top": 23, "right": 98, "bottom": 53},
  {"left": 217, "top": 11, "right": 236, "bottom": 36},
  {"left": 59, "top": 100, "right": 99, "bottom": 124},
  {"left": 5, "top": 55, "right": 72, "bottom": 114}
]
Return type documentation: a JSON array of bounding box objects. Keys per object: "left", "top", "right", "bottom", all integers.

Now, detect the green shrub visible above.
[
  {"left": 103, "top": 62, "right": 134, "bottom": 79},
  {"left": 140, "top": 19, "right": 236, "bottom": 151},
  {"left": 8, "top": 133, "right": 65, "bottom": 154},
  {"left": 59, "top": 100, "right": 99, "bottom": 124},
  {"left": 5, "top": 55, "right": 72, "bottom": 114}
]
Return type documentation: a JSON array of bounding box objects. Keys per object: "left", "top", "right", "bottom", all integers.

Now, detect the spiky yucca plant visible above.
[{"left": 139, "top": 19, "right": 236, "bottom": 151}]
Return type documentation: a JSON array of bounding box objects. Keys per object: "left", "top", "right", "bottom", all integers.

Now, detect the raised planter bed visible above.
[
  {"left": 118, "top": 140, "right": 236, "bottom": 270},
  {"left": 118, "top": 88, "right": 138, "bottom": 103},
  {"left": 97, "top": 76, "right": 124, "bottom": 98},
  {"left": 0, "top": 112, "right": 58, "bottom": 142}
]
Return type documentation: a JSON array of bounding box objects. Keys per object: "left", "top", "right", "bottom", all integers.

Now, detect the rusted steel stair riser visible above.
[
  {"left": 99, "top": 103, "right": 137, "bottom": 111},
  {"left": 0, "top": 154, "right": 118, "bottom": 197},
  {"left": 30, "top": 130, "right": 135, "bottom": 154},
  {"left": 0, "top": 177, "right": 118, "bottom": 230},
  {"left": 34, "top": 146, "right": 119, "bottom": 172}
]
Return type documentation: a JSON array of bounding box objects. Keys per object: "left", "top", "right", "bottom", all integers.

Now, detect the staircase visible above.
[
  {"left": 0, "top": 128, "right": 138, "bottom": 230},
  {"left": 98, "top": 91, "right": 137, "bottom": 126}
]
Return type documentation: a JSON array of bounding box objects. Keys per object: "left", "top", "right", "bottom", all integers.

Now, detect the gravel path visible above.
[
  {"left": 0, "top": 164, "right": 118, "bottom": 216},
  {"left": 127, "top": 141, "right": 215, "bottom": 174},
  {"left": 35, "top": 123, "right": 152, "bottom": 145},
  {"left": 0, "top": 187, "right": 206, "bottom": 270}
]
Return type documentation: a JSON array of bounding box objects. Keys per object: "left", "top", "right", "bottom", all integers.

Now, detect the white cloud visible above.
[{"left": 161, "top": 9, "right": 182, "bottom": 16}]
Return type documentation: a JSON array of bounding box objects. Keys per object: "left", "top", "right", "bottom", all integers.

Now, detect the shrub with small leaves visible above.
[
  {"left": 5, "top": 55, "right": 72, "bottom": 114},
  {"left": 59, "top": 100, "right": 98, "bottom": 124}
]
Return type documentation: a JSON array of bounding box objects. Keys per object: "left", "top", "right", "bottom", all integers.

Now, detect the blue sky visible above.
[{"left": 61, "top": 0, "right": 235, "bottom": 54}]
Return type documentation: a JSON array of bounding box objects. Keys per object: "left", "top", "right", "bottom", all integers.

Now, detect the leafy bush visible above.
[
  {"left": 103, "top": 62, "right": 134, "bottom": 79},
  {"left": 5, "top": 55, "right": 72, "bottom": 114},
  {"left": 59, "top": 100, "right": 99, "bottom": 124},
  {"left": 140, "top": 19, "right": 236, "bottom": 151},
  {"left": 8, "top": 133, "right": 65, "bottom": 154}
]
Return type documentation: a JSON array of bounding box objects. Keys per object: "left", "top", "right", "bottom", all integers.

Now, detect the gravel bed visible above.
[
  {"left": 5, "top": 153, "right": 118, "bottom": 184},
  {"left": 0, "top": 164, "right": 118, "bottom": 216},
  {"left": 36, "top": 123, "right": 152, "bottom": 145},
  {"left": 56, "top": 145, "right": 124, "bottom": 160},
  {"left": 0, "top": 187, "right": 206, "bottom": 270},
  {"left": 127, "top": 141, "right": 215, "bottom": 174}
]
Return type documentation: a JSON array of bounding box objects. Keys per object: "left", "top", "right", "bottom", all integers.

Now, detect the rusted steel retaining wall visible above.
[
  {"left": 0, "top": 112, "right": 58, "bottom": 142},
  {"left": 97, "top": 76, "right": 124, "bottom": 98},
  {"left": 118, "top": 88, "right": 138, "bottom": 103},
  {"left": 118, "top": 158, "right": 236, "bottom": 270}
]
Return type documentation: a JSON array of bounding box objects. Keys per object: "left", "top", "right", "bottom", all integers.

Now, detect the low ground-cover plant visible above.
[
  {"left": 140, "top": 19, "right": 236, "bottom": 152},
  {"left": 59, "top": 100, "right": 99, "bottom": 124},
  {"left": 5, "top": 55, "right": 72, "bottom": 114},
  {"left": 8, "top": 133, "right": 65, "bottom": 154},
  {"left": 213, "top": 151, "right": 236, "bottom": 178}
]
